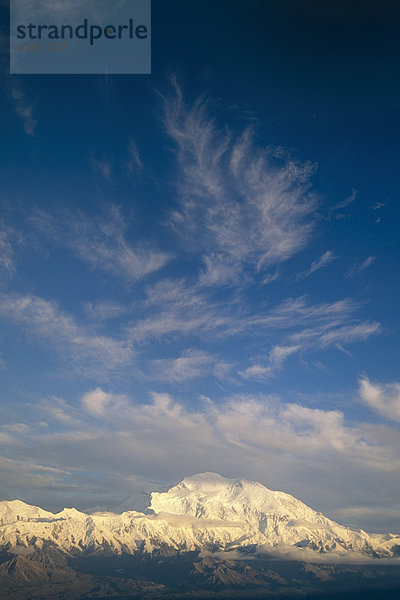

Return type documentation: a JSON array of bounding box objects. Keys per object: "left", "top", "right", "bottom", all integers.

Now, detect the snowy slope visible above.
[
  {"left": 151, "top": 472, "right": 328, "bottom": 522},
  {"left": 0, "top": 474, "right": 399, "bottom": 560}
]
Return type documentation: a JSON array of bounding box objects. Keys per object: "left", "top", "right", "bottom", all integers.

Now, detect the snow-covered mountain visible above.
[{"left": 1, "top": 473, "right": 399, "bottom": 561}]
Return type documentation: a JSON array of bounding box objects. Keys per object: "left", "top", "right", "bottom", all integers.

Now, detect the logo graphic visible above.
[{"left": 10, "top": 0, "right": 151, "bottom": 74}]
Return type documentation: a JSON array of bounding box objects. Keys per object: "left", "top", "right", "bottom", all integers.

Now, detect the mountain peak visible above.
[
  {"left": 0, "top": 500, "right": 54, "bottom": 523},
  {"left": 180, "top": 472, "right": 250, "bottom": 490},
  {"left": 150, "top": 472, "right": 313, "bottom": 524}
]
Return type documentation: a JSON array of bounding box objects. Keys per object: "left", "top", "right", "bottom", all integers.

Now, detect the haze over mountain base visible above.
[{"left": 0, "top": 473, "right": 399, "bottom": 599}]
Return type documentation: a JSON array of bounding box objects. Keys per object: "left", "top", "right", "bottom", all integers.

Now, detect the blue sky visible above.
[{"left": 0, "top": 0, "right": 400, "bottom": 532}]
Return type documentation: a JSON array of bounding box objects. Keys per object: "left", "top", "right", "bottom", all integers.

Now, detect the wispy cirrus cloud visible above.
[
  {"left": 126, "top": 138, "right": 142, "bottom": 173},
  {"left": 240, "top": 319, "right": 379, "bottom": 382},
  {"left": 128, "top": 278, "right": 233, "bottom": 342},
  {"left": 91, "top": 156, "right": 112, "bottom": 180},
  {"left": 240, "top": 345, "right": 301, "bottom": 381},
  {"left": 130, "top": 279, "right": 380, "bottom": 354},
  {"left": 30, "top": 204, "right": 170, "bottom": 284},
  {"left": 239, "top": 298, "right": 379, "bottom": 380},
  {"left": 133, "top": 283, "right": 352, "bottom": 343},
  {"left": 359, "top": 377, "right": 400, "bottom": 423},
  {"left": 197, "top": 253, "right": 244, "bottom": 287},
  {"left": 328, "top": 189, "right": 357, "bottom": 219},
  {"left": 286, "top": 321, "right": 380, "bottom": 359},
  {"left": 314, "top": 322, "right": 380, "bottom": 347},
  {"left": 296, "top": 250, "right": 336, "bottom": 280},
  {"left": 150, "top": 349, "right": 218, "bottom": 383},
  {"left": 127, "top": 276, "right": 380, "bottom": 380},
  {"left": 10, "top": 81, "right": 37, "bottom": 136},
  {"left": 248, "top": 298, "right": 380, "bottom": 358},
  {"left": 0, "top": 292, "right": 133, "bottom": 377},
  {"left": 85, "top": 300, "right": 128, "bottom": 322},
  {"left": 346, "top": 256, "right": 376, "bottom": 278},
  {"left": 0, "top": 221, "right": 20, "bottom": 273},
  {"left": 164, "top": 77, "right": 317, "bottom": 284}
]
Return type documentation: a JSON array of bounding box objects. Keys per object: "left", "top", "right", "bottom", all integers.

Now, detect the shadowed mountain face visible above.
[{"left": 0, "top": 473, "right": 399, "bottom": 599}]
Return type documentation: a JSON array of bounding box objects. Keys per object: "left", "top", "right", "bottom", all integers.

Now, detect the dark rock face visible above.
[{"left": 1, "top": 547, "right": 400, "bottom": 600}]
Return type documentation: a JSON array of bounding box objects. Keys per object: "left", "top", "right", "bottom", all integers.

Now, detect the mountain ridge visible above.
[{"left": 1, "top": 473, "right": 399, "bottom": 562}]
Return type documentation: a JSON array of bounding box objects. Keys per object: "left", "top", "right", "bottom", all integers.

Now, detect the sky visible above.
[{"left": 0, "top": 0, "right": 400, "bottom": 533}]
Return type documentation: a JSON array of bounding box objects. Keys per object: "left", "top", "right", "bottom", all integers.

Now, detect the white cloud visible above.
[
  {"left": 132, "top": 285, "right": 356, "bottom": 343},
  {"left": 0, "top": 292, "right": 133, "bottom": 377},
  {"left": 197, "top": 253, "right": 243, "bottom": 287},
  {"left": 239, "top": 364, "right": 273, "bottom": 380},
  {"left": 269, "top": 344, "right": 300, "bottom": 364},
  {"left": 0, "top": 222, "right": 18, "bottom": 272},
  {"left": 316, "top": 322, "right": 380, "bottom": 347},
  {"left": 85, "top": 300, "right": 128, "bottom": 322},
  {"left": 7, "top": 263, "right": 373, "bottom": 385},
  {"left": 54, "top": 391, "right": 399, "bottom": 470},
  {"left": 252, "top": 296, "right": 358, "bottom": 329},
  {"left": 240, "top": 309, "right": 379, "bottom": 382},
  {"left": 282, "top": 404, "right": 353, "bottom": 452},
  {"left": 346, "top": 256, "right": 376, "bottom": 278},
  {"left": 10, "top": 82, "right": 37, "bottom": 136},
  {"left": 289, "top": 319, "right": 380, "bottom": 350},
  {"left": 38, "top": 396, "right": 83, "bottom": 428},
  {"left": 150, "top": 349, "right": 215, "bottom": 383},
  {"left": 126, "top": 138, "right": 142, "bottom": 173},
  {"left": 240, "top": 345, "right": 300, "bottom": 380},
  {"left": 329, "top": 189, "right": 357, "bottom": 218},
  {"left": 11, "top": 392, "right": 364, "bottom": 467},
  {"left": 164, "top": 77, "right": 317, "bottom": 283},
  {"left": 81, "top": 388, "right": 126, "bottom": 417},
  {"left": 31, "top": 204, "right": 170, "bottom": 283},
  {"left": 0, "top": 254, "right": 369, "bottom": 383},
  {"left": 260, "top": 269, "right": 280, "bottom": 285},
  {"left": 91, "top": 156, "right": 112, "bottom": 180},
  {"left": 129, "top": 282, "right": 380, "bottom": 376},
  {"left": 359, "top": 377, "right": 400, "bottom": 422},
  {"left": 129, "top": 278, "right": 234, "bottom": 342},
  {"left": 296, "top": 250, "right": 336, "bottom": 280},
  {"left": 1, "top": 422, "right": 30, "bottom": 434}
]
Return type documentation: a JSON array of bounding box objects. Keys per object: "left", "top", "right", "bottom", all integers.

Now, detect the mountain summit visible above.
[
  {"left": 1, "top": 473, "right": 399, "bottom": 561},
  {"left": 151, "top": 472, "right": 325, "bottom": 523}
]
